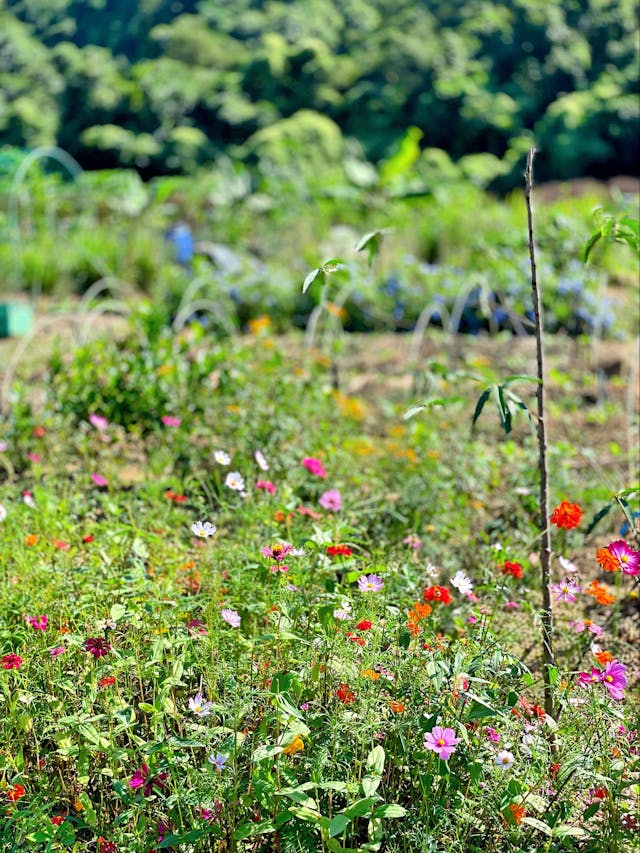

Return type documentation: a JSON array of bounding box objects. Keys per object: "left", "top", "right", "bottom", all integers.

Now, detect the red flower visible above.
[
  {"left": 6, "top": 784, "right": 26, "bottom": 802},
  {"left": 2, "top": 653, "right": 22, "bottom": 670},
  {"left": 99, "top": 676, "right": 116, "bottom": 687},
  {"left": 335, "top": 683, "right": 355, "bottom": 704},
  {"left": 51, "top": 815, "right": 66, "bottom": 826},
  {"left": 327, "top": 544, "right": 353, "bottom": 557},
  {"left": 83, "top": 637, "right": 111, "bottom": 658},
  {"left": 33, "top": 425, "right": 46, "bottom": 438},
  {"left": 550, "top": 501, "right": 582, "bottom": 530},
  {"left": 346, "top": 632, "right": 366, "bottom": 646},
  {"left": 423, "top": 585, "right": 452, "bottom": 605},
  {"left": 98, "top": 839, "right": 117, "bottom": 853},
  {"left": 82, "top": 534, "right": 95, "bottom": 544},
  {"left": 502, "top": 561, "right": 523, "bottom": 579},
  {"left": 52, "top": 540, "right": 70, "bottom": 551},
  {"left": 164, "top": 490, "right": 187, "bottom": 503},
  {"left": 355, "top": 620, "right": 373, "bottom": 630}
]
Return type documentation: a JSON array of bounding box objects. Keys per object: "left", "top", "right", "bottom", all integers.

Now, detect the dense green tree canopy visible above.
[{"left": 1, "top": 0, "right": 638, "bottom": 186}]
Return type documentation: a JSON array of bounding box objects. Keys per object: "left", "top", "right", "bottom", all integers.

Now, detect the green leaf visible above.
[
  {"left": 583, "top": 231, "right": 602, "bottom": 263},
  {"left": 110, "top": 603, "right": 126, "bottom": 621},
  {"left": 57, "top": 821, "right": 76, "bottom": 845},
  {"left": 78, "top": 791, "right": 97, "bottom": 827},
  {"left": 466, "top": 700, "right": 497, "bottom": 720},
  {"left": 521, "top": 816, "right": 552, "bottom": 835},
  {"left": 366, "top": 746, "right": 385, "bottom": 776},
  {"left": 372, "top": 803, "right": 407, "bottom": 818},
  {"left": 303, "top": 268, "right": 323, "bottom": 294},
  {"left": 321, "top": 258, "right": 346, "bottom": 273},
  {"left": 328, "top": 812, "right": 351, "bottom": 838},
  {"left": 232, "top": 821, "right": 276, "bottom": 841},
  {"left": 582, "top": 802, "right": 600, "bottom": 819},
  {"left": 403, "top": 405, "right": 425, "bottom": 420},
  {"left": 355, "top": 230, "right": 383, "bottom": 266},
  {"left": 471, "top": 387, "right": 493, "bottom": 429},
  {"left": 496, "top": 386, "right": 512, "bottom": 434},
  {"left": 585, "top": 501, "right": 613, "bottom": 536},
  {"left": 361, "top": 775, "right": 381, "bottom": 797}
]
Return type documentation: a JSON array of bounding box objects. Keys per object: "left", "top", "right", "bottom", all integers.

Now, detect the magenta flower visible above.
[
  {"left": 161, "top": 415, "right": 182, "bottom": 427},
  {"left": 601, "top": 660, "right": 627, "bottom": 700},
  {"left": 261, "top": 542, "right": 303, "bottom": 562},
  {"left": 301, "top": 457, "right": 327, "bottom": 478},
  {"left": 357, "top": 574, "right": 384, "bottom": 592},
  {"left": 424, "top": 726, "right": 461, "bottom": 761},
  {"left": 129, "top": 765, "right": 167, "bottom": 797},
  {"left": 569, "top": 620, "right": 603, "bottom": 636},
  {"left": 89, "top": 414, "right": 109, "bottom": 431},
  {"left": 577, "top": 668, "right": 603, "bottom": 687},
  {"left": 83, "top": 637, "right": 111, "bottom": 658},
  {"left": 550, "top": 579, "right": 581, "bottom": 603},
  {"left": 319, "top": 489, "right": 342, "bottom": 512},
  {"left": 129, "top": 764, "right": 149, "bottom": 790},
  {"left": 28, "top": 453, "right": 42, "bottom": 463},
  {"left": 256, "top": 480, "right": 276, "bottom": 494},
  {"left": 26, "top": 614, "right": 48, "bottom": 630},
  {"left": 49, "top": 646, "right": 65, "bottom": 657},
  {"left": 91, "top": 473, "right": 108, "bottom": 487},
  {"left": 1, "top": 653, "right": 22, "bottom": 670},
  {"left": 608, "top": 540, "right": 640, "bottom": 576}
]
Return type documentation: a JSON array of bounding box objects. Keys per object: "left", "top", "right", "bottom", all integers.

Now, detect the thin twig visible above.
[{"left": 524, "top": 148, "right": 556, "bottom": 718}]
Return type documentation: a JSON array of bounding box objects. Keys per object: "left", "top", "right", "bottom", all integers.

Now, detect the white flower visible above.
[
  {"left": 214, "top": 450, "right": 231, "bottom": 465},
  {"left": 188, "top": 692, "right": 214, "bottom": 717},
  {"left": 225, "top": 472, "right": 245, "bottom": 491},
  {"left": 333, "top": 601, "right": 352, "bottom": 621},
  {"left": 425, "top": 562, "right": 439, "bottom": 578},
  {"left": 192, "top": 520, "right": 217, "bottom": 538},
  {"left": 96, "top": 619, "right": 117, "bottom": 631},
  {"left": 451, "top": 570, "right": 473, "bottom": 596},
  {"left": 491, "top": 542, "right": 503, "bottom": 551},
  {"left": 494, "top": 750, "right": 515, "bottom": 769},
  {"left": 558, "top": 555, "right": 579, "bottom": 573},
  {"left": 0, "top": 504, "right": 6, "bottom": 522},
  {"left": 254, "top": 449, "right": 269, "bottom": 471}
]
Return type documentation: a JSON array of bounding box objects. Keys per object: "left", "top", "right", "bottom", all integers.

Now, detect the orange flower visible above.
[
  {"left": 361, "top": 669, "right": 380, "bottom": 680},
  {"left": 585, "top": 580, "right": 616, "bottom": 605},
  {"left": 596, "top": 547, "right": 620, "bottom": 572},
  {"left": 407, "top": 600, "right": 432, "bottom": 636},
  {"left": 6, "top": 785, "right": 26, "bottom": 802},
  {"left": 25, "top": 534, "right": 38, "bottom": 547},
  {"left": 507, "top": 803, "right": 525, "bottom": 825},
  {"left": 281, "top": 733, "right": 304, "bottom": 756},
  {"left": 335, "top": 683, "right": 355, "bottom": 704},
  {"left": 550, "top": 501, "right": 582, "bottom": 530},
  {"left": 595, "top": 650, "right": 614, "bottom": 665},
  {"left": 388, "top": 701, "right": 405, "bottom": 713}
]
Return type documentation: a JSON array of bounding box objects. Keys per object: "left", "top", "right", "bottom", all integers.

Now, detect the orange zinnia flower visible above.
[
  {"left": 282, "top": 733, "right": 304, "bottom": 756},
  {"left": 585, "top": 580, "right": 616, "bottom": 605},
  {"left": 361, "top": 669, "right": 380, "bottom": 680},
  {"left": 596, "top": 547, "right": 620, "bottom": 572},
  {"left": 550, "top": 501, "right": 582, "bottom": 530},
  {"left": 594, "top": 650, "right": 614, "bottom": 665},
  {"left": 388, "top": 701, "right": 405, "bottom": 713},
  {"left": 507, "top": 803, "right": 525, "bottom": 825},
  {"left": 25, "top": 534, "right": 38, "bottom": 547}
]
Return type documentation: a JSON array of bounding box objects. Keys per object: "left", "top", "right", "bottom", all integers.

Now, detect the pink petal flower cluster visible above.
[
  {"left": 577, "top": 659, "right": 627, "bottom": 700},
  {"left": 26, "top": 615, "right": 48, "bottom": 630},
  {"left": 319, "top": 489, "right": 341, "bottom": 512},
  {"left": 301, "top": 457, "right": 326, "bottom": 478}
]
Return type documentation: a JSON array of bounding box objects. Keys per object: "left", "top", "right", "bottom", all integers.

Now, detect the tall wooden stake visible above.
[{"left": 525, "top": 148, "right": 556, "bottom": 718}]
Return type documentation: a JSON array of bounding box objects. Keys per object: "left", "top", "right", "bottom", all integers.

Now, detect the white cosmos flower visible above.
[
  {"left": 214, "top": 450, "right": 231, "bottom": 465},
  {"left": 225, "top": 472, "right": 245, "bottom": 491},
  {"left": 192, "top": 520, "right": 217, "bottom": 538},
  {"left": 494, "top": 750, "right": 515, "bottom": 769},
  {"left": 0, "top": 504, "right": 6, "bottom": 522},
  {"left": 451, "top": 570, "right": 473, "bottom": 596}
]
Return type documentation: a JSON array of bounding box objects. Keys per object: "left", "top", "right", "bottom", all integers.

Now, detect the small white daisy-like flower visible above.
[
  {"left": 188, "top": 692, "right": 214, "bottom": 717},
  {"left": 425, "top": 562, "right": 439, "bottom": 578},
  {"left": 494, "top": 750, "right": 515, "bottom": 769},
  {"left": 192, "top": 520, "right": 217, "bottom": 538},
  {"left": 0, "top": 504, "right": 6, "bottom": 522},
  {"left": 558, "top": 555, "right": 579, "bottom": 573},
  {"left": 214, "top": 450, "right": 231, "bottom": 465},
  {"left": 451, "top": 570, "right": 473, "bottom": 596},
  {"left": 225, "top": 472, "right": 245, "bottom": 491}
]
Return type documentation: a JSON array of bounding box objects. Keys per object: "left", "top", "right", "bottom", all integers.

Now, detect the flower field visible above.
[{"left": 0, "top": 300, "right": 638, "bottom": 853}]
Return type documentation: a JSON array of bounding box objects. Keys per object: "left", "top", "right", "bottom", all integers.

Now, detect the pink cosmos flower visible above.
[
  {"left": 49, "top": 646, "right": 65, "bottom": 657},
  {"left": 254, "top": 450, "right": 269, "bottom": 471},
  {"left": 569, "top": 620, "right": 603, "bottom": 636},
  {"left": 89, "top": 414, "right": 109, "bottom": 431},
  {"left": 357, "top": 574, "right": 384, "bottom": 592},
  {"left": 403, "top": 534, "right": 423, "bottom": 549},
  {"left": 91, "top": 473, "right": 108, "bottom": 487},
  {"left": 577, "top": 668, "right": 603, "bottom": 687},
  {"left": 28, "top": 453, "right": 42, "bottom": 463},
  {"left": 301, "top": 457, "right": 327, "bottom": 478},
  {"left": 256, "top": 480, "right": 276, "bottom": 494},
  {"left": 607, "top": 540, "right": 640, "bottom": 576},
  {"left": 221, "top": 608, "right": 241, "bottom": 627},
  {"left": 424, "top": 726, "right": 461, "bottom": 761},
  {"left": 26, "top": 615, "right": 48, "bottom": 631},
  {"left": 550, "top": 579, "right": 582, "bottom": 603},
  {"left": 261, "top": 543, "right": 303, "bottom": 562},
  {"left": 319, "top": 489, "right": 342, "bottom": 512},
  {"left": 129, "top": 765, "right": 167, "bottom": 797},
  {"left": 161, "top": 415, "right": 182, "bottom": 427},
  {"left": 601, "top": 660, "right": 627, "bottom": 700}
]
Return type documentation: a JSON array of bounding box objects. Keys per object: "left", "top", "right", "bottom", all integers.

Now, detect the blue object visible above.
[{"left": 165, "top": 223, "right": 194, "bottom": 265}]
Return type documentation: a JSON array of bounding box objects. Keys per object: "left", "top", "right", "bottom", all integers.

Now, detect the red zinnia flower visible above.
[
  {"left": 2, "top": 653, "right": 22, "bottom": 670},
  {"left": 51, "top": 815, "right": 66, "bottom": 826},
  {"left": 335, "top": 683, "right": 355, "bottom": 704},
  {"left": 327, "top": 544, "right": 353, "bottom": 557},
  {"left": 346, "top": 632, "right": 366, "bottom": 646},
  {"left": 6, "top": 784, "right": 26, "bottom": 802},
  {"left": 356, "top": 619, "right": 372, "bottom": 630},
  {"left": 502, "top": 561, "right": 523, "bottom": 579},
  {"left": 99, "top": 676, "right": 116, "bottom": 687},
  {"left": 164, "top": 490, "right": 187, "bottom": 503},
  {"left": 550, "top": 501, "right": 582, "bottom": 530},
  {"left": 423, "top": 585, "right": 452, "bottom": 604}
]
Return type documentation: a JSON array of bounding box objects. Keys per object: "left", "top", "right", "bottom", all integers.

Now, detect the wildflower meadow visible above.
[{"left": 0, "top": 157, "right": 638, "bottom": 852}]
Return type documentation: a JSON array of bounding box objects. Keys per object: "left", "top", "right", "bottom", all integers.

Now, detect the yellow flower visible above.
[
  {"left": 282, "top": 733, "right": 304, "bottom": 756},
  {"left": 248, "top": 315, "right": 272, "bottom": 335}
]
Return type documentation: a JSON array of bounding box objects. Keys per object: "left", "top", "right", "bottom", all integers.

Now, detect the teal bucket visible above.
[{"left": 0, "top": 303, "right": 35, "bottom": 337}]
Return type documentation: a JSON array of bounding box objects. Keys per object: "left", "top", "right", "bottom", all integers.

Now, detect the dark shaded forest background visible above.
[{"left": 1, "top": 0, "right": 638, "bottom": 190}]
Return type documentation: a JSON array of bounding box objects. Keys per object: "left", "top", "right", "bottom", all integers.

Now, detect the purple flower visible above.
[
  {"left": 83, "top": 637, "right": 111, "bottom": 658},
  {"left": 319, "top": 489, "right": 342, "bottom": 512},
  {"left": 550, "top": 579, "right": 581, "bottom": 603},
  {"left": 188, "top": 692, "right": 214, "bottom": 717},
  {"left": 601, "top": 660, "right": 627, "bottom": 700},
  {"left": 129, "top": 764, "right": 167, "bottom": 797},
  {"left": 424, "top": 726, "right": 461, "bottom": 761},
  {"left": 49, "top": 646, "right": 65, "bottom": 657},
  {"left": 208, "top": 752, "right": 227, "bottom": 771},
  {"left": 357, "top": 574, "right": 384, "bottom": 592}
]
